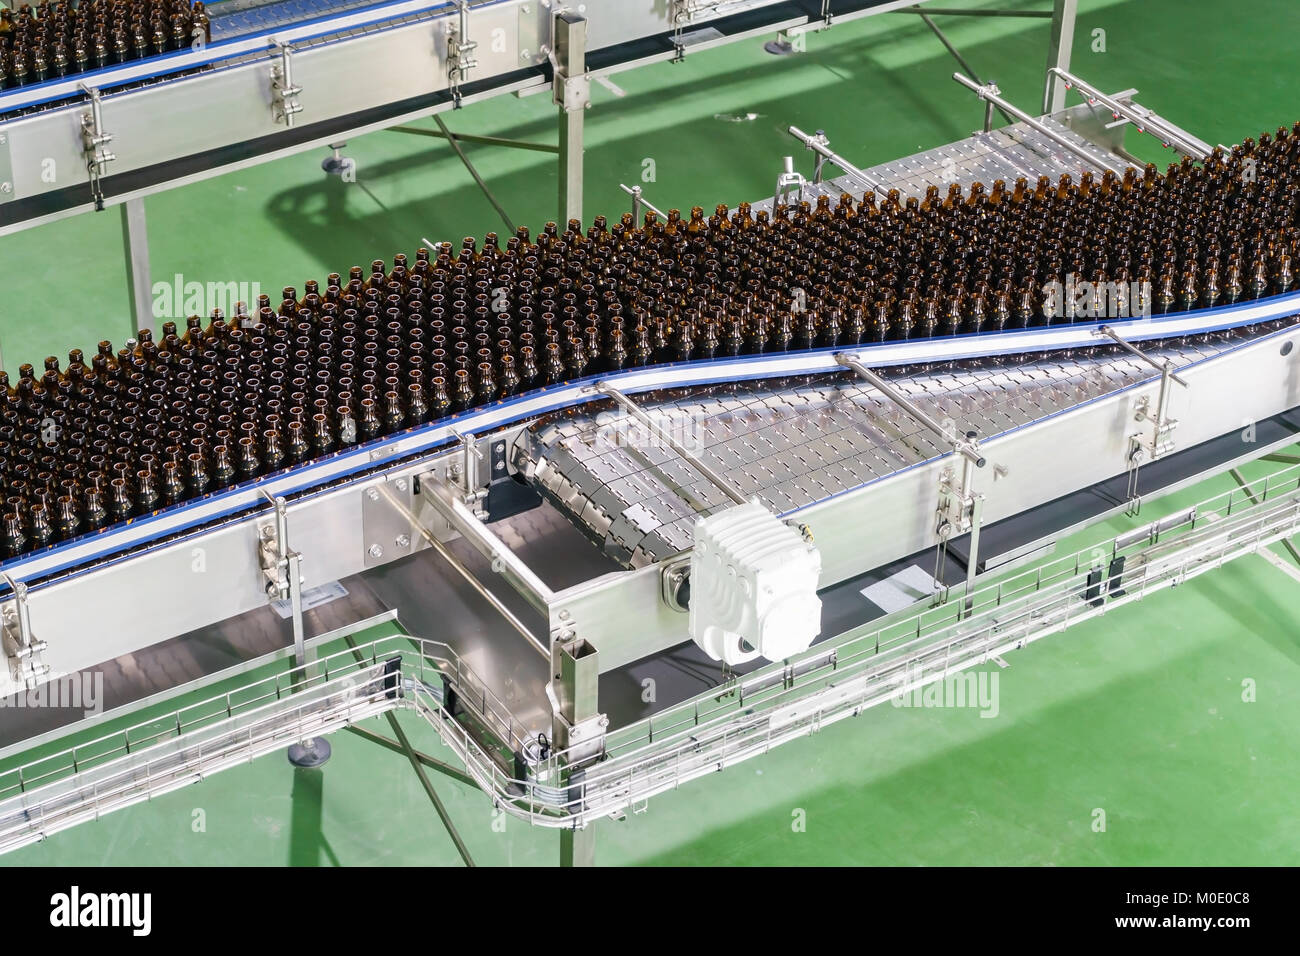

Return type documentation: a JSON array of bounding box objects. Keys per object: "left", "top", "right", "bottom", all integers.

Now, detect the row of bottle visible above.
[
  {"left": 0, "top": 0, "right": 209, "bottom": 90},
  {"left": 2, "top": 126, "right": 1300, "bottom": 557}
]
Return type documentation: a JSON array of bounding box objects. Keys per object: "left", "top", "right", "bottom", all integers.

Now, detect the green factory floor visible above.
[{"left": 3, "top": 0, "right": 1300, "bottom": 865}]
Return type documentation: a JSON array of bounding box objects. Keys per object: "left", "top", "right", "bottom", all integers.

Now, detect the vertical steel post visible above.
[
  {"left": 553, "top": 637, "right": 599, "bottom": 866},
  {"left": 119, "top": 197, "right": 152, "bottom": 333},
  {"left": 554, "top": 12, "right": 587, "bottom": 225},
  {"left": 1042, "top": 0, "right": 1078, "bottom": 114}
]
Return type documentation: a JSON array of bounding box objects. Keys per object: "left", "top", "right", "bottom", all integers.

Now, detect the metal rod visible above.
[
  {"left": 893, "top": 6, "right": 1053, "bottom": 17},
  {"left": 376, "top": 485, "right": 549, "bottom": 658},
  {"left": 619, "top": 183, "right": 666, "bottom": 222},
  {"left": 951, "top": 71, "right": 1118, "bottom": 173},
  {"left": 345, "top": 721, "right": 478, "bottom": 787},
  {"left": 1047, "top": 67, "right": 1212, "bottom": 159},
  {"left": 1095, "top": 326, "right": 1190, "bottom": 386},
  {"left": 914, "top": 10, "right": 1014, "bottom": 126},
  {"left": 340, "top": 634, "right": 475, "bottom": 866},
  {"left": 594, "top": 384, "right": 749, "bottom": 506},
  {"left": 787, "top": 126, "right": 889, "bottom": 197},
  {"left": 387, "top": 710, "right": 475, "bottom": 865},
  {"left": 837, "top": 354, "right": 986, "bottom": 467},
  {"left": 432, "top": 114, "right": 516, "bottom": 233},
  {"left": 387, "top": 126, "right": 559, "bottom": 153}
]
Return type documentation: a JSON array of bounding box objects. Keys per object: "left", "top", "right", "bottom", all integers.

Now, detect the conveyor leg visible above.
[
  {"left": 555, "top": 12, "right": 587, "bottom": 225},
  {"left": 119, "top": 197, "right": 152, "bottom": 334},
  {"left": 1042, "top": 0, "right": 1078, "bottom": 114},
  {"left": 553, "top": 637, "right": 602, "bottom": 866},
  {"left": 561, "top": 824, "right": 595, "bottom": 868}
]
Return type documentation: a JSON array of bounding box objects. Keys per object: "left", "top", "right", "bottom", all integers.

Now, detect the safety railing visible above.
[{"left": 1, "top": 461, "right": 1298, "bottom": 848}]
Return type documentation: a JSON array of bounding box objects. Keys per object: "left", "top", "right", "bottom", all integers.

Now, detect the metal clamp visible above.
[
  {"left": 270, "top": 42, "right": 304, "bottom": 127},
  {"left": 1097, "top": 326, "right": 1187, "bottom": 462},
  {"left": 787, "top": 125, "right": 888, "bottom": 196},
  {"left": 258, "top": 494, "right": 293, "bottom": 600},
  {"left": 775, "top": 156, "right": 807, "bottom": 208},
  {"left": 1, "top": 573, "right": 50, "bottom": 691},
  {"left": 447, "top": 1, "right": 479, "bottom": 109},
  {"left": 448, "top": 429, "right": 486, "bottom": 506},
  {"left": 78, "top": 85, "right": 115, "bottom": 211},
  {"left": 619, "top": 183, "right": 666, "bottom": 225}
]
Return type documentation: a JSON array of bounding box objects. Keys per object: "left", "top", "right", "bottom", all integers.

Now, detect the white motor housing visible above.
[{"left": 688, "top": 502, "right": 822, "bottom": 666}]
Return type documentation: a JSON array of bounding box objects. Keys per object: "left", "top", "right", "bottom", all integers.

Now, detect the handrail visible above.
[{"left": 2, "top": 459, "right": 1299, "bottom": 849}]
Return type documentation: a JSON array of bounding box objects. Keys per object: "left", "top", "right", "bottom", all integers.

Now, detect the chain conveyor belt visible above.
[{"left": 515, "top": 330, "right": 1257, "bottom": 567}]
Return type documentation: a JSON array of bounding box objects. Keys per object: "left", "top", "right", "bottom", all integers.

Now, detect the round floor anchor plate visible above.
[{"left": 288, "top": 738, "right": 332, "bottom": 768}]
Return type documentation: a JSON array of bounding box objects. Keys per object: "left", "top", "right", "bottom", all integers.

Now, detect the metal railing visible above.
[{"left": 1, "top": 462, "right": 1299, "bottom": 850}]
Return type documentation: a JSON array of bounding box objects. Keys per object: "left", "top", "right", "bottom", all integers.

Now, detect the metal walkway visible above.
[{"left": 2, "top": 461, "right": 1299, "bottom": 854}]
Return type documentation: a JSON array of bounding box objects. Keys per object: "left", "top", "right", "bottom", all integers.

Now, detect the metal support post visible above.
[
  {"left": 961, "top": 460, "right": 984, "bottom": 617},
  {"left": 554, "top": 13, "right": 588, "bottom": 225},
  {"left": 1042, "top": 0, "right": 1077, "bottom": 115},
  {"left": 551, "top": 636, "right": 602, "bottom": 867},
  {"left": 257, "top": 492, "right": 329, "bottom": 766},
  {"left": 119, "top": 197, "right": 152, "bottom": 334}
]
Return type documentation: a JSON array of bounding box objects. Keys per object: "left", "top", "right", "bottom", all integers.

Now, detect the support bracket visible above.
[
  {"left": 270, "top": 42, "right": 304, "bottom": 127},
  {"left": 0, "top": 573, "right": 50, "bottom": 692},
  {"left": 447, "top": 1, "right": 479, "bottom": 109},
  {"left": 79, "top": 85, "right": 115, "bottom": 211}
]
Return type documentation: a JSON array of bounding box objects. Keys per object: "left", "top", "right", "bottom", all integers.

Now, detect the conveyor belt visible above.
[{"left": 514, "top": 333, "right": 1248, "bottom": 567}]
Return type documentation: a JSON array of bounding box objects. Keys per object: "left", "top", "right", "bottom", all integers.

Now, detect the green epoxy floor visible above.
[{"left": 3, "top": 0, "right": 1300, "bottom": 865}]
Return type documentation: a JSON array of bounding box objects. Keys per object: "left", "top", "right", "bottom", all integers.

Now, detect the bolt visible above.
[
  {"left": 0, "top": 134, "right": 7, "bottom": 144},
  {"left": 0, "top": 183, "right": 11, "bottom": 194},
  {"left": 521, "top": 48, "right": 530, "bottom": 59},
  {"left": 395, "top": 478, "right": 409, "bottom": 493},
  {"left": 368, "top": 544, "right": 384, "bottom": 558},
  {"left": 366, "top": 488, "right": 379, "bottom": 501},
  {"left": 396, "top": 534, "right": 411, "bottom": 548}
]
